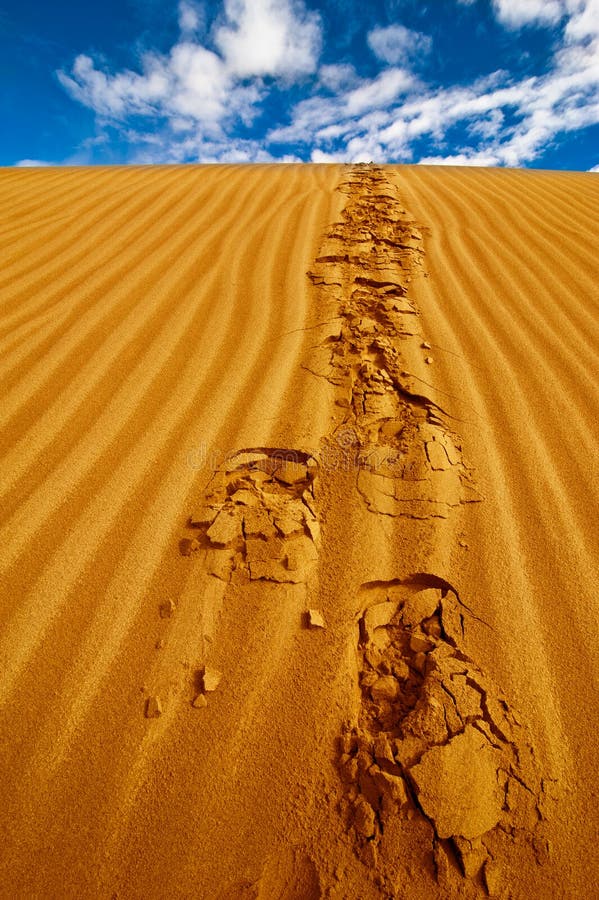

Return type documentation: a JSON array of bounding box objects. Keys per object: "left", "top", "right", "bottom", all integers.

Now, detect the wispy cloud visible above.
[
  {"left": 14, "top": 159, "right": 53, "bottom": 167},
  {"left": 367, "top": 24, "right": 432, "bottom": 66},
  {"left": 178, "top": 1, "right": 205, "bottom": 38},
  {"left": 491, "top": 0, "right": 565, "bottom": 29}
]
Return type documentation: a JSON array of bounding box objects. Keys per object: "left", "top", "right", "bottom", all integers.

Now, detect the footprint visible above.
[
  {"left": 182, "top": 448, "right": 320, "bottom": 584},
  {"left": 338, "top": 575, "right": 548, "bottom": 889}
]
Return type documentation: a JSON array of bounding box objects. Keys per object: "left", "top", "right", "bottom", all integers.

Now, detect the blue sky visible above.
[{"left": 2, "top": 0, "right": 598, "bottom": 169}]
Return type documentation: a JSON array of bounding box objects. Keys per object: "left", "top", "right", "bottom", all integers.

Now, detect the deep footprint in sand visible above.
[
  {"left": 181, "top": 448, "right": 320, "bottom": 584},
  {"left": 338, "top": 576, "right": 551, "bottom": 893}
]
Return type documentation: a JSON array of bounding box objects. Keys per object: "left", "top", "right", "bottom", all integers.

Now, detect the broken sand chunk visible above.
[
  {"left": 439, "top": 434, "right": 461, "bottom": 466},
  {"left": 206, "top": 509, "right": 241, "bottom": 546},
  {"left": 271, "top": 460, "right": 309, "bottom": 485},
  {"left": 421, "top": 341, "right": 431, "bottom": 349},
  {"left": 159, "top": 599, "right": 176, "bottom": 619},
  {"left": 374, "top": 734, "right": 395, "bottom": 765},
  {"left": 401, "top": 588, "right": 440, "bottom": 627},
  {"left": 409, "top": 631, "right": 435, "bottom": 653},
  {"left": 302, "top": 491, "right": 317, "bottom": 517},
  {"left": 425, "top": 441, "right": 451, "bottom": 471},
  {"left": 370, "top": 675, "right": 400, "bottom": 702},
  {"left": 412, "top": 652, "right": 427, "bottom": 673},
  {"left": 425, "top": 356, "right": 433, "bottom": 364},
  {"left": 202, "top": 668, "right": 222, "bottom": 692},
  {"left": 353, "top": 798, "right": 376, "bottom": 839},
  {"left": 409, "top": 725, "right": 503, "bottom": 839},
  {"left": 359, "top": 316, "right": 378, "bottom": 334},
  {"left": 304, "top": 516, "right": 320, "bottom": 543},
  {"left": 247, "top": 536, "right": 285, "bottom": 564},
  {"left": 247, "top": 469, "right": 272, "bottom": 487},
  {"left": 440, "top": 594, "right": 464, "bottom": 645},
  {"left": 307, "top": 609, "right": 326, "bottom": 629},
  {"left": 224, "top": 452, "right": 266, "bottom": 472},
  {"left": 274, "top": 514, "right": 304, "bottom": 538},
  {"left": 423, "top": 615, "right": 442, "bottom": 639},
  {"left": 286, "top": 534, "right": 318, "bottom": 568},
  {"left": 454, "top": 836, "right": 488, "bottom": 878},
  {"left": 180, "top": 538, "right": 200, "bottom": 556},
  {"left": 483, "top": 859, "right": 502, "bottom": 896},
  {"left": 230, "top": 489, "right": 259, "bottom": 507},
  {"left": 242, "top": 508, "right": 274, "bottom": 539},
  {"left": 249, "top": 559, "right": 294, "bottom": 582},
  {"left": 377, "top": 770, "right": 410, "bottom": 806},
  {"left": 207, "top": 548, "right": 234, "bottom": 581},
  {"left": 145, "top": 696, "right": 162, "bottom": 718},
  {"left": 448, "top": 674, "right": 483, "bottom": 720},
  {"left": 189, "top": 507, "right": 219, "bottom": 527},
  {"left": 363, "top": 601, "right": 399, "bottom": 644},
  {"left": 192, "top": 693, "right": 208, "bottom": 709}
]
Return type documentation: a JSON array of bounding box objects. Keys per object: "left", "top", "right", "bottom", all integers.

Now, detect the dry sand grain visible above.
[{"left": 0, "top": 162, "right": 597, "bottom": 899}]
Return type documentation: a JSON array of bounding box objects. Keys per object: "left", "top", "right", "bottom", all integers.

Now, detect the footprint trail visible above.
[{"left": 179, "top": 164, "right": 553, "bottom": 897}]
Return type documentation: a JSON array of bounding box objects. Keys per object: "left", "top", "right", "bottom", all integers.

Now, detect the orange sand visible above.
[{"left": 0, "top": 163, "right": 597, "bottom": 899}]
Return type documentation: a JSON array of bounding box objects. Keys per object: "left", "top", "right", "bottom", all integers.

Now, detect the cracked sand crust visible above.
[
  {"left": 181, "top": 448, "right": 320, "bottom": 584},
  {"left": 339, "top": 577, "right": 549, "bottom": 890},
  {"left": 307, "top": 164, "right": 481, "bottom": 521}
]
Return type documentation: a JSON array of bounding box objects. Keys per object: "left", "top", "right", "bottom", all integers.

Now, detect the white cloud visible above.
[
  {"left": 58, "top": 41, "right": 267, "bottom": 143},
  {"left": 589, "top": 163, "right": 599, "bottom": 171},
  {"left": 214, "top": 0, "right": 321, "bottom": 79},
  {"left": 318, "top": 63, "right": 358, "bottom": 92},
  {"left": 492, "top": 0, "right": 566, "bottom": 28},
  {"left": 310, "top": 148, "right": 347, "bottom": 162},
  {"left": 419, "top": 152, "right": 501, "bottom": 166},
  {"left": 564, "top": 0, "right": 599, "bottom": 40},
  {"left": 346, "top": 68, "right": 415, "bottom": 116},
  {"left": 467, "top": 107, "right": 505, "bottom": 138},
  {"left": 167, "top": 43, "right": 230, "bottom": 123},
  {"left": 58, "top": 53, "right": 171, "bottom": 119},
  {"left": 367, "top": 24, "right": 432, "bottom": 65},
  {"left": 120, "top": 127, "right": 302, "bottom": 164},
  {"left": 178, "top": 1, "right": 204, "bottom": 36},
  {"left": 268, "top": 67, "right": 415, "bottom": 146},
  {"left": 14, "top": 159, "right": 52, "bottom": 167}
]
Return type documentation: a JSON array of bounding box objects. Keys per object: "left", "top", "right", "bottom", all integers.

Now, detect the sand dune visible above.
[{"left": 0, "top": 162, "right": 597, "bottom": 899}]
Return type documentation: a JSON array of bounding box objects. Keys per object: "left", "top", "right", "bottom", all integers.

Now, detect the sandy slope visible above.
[
  {"left": 397, "top": 165, "right": 599, "bottom": 890},
  {"left": 0, "top": 163, "right": 597, "bottom": 899}
]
